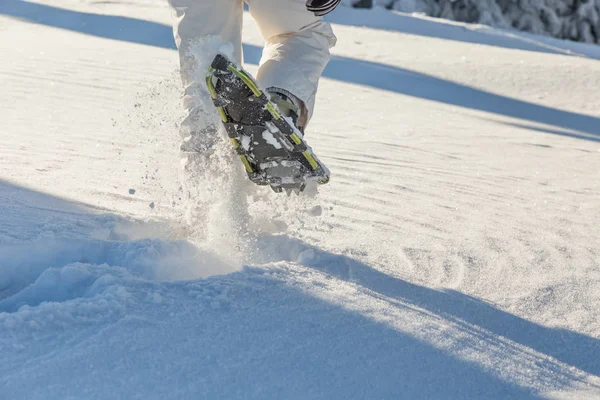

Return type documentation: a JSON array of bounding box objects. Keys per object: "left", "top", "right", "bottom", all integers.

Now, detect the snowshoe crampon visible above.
[{"left": 205, "top": 54, "right": 329, "bottom": 193}]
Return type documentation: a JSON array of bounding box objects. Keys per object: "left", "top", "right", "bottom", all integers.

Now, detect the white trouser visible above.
[{"left": 168, "top": 0, "right": 336, "bottom": 136}]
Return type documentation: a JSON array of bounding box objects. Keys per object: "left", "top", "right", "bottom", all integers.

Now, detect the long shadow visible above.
[
  {"left": 0, "top": 181, "right": 546, "bottom": 399},
  {"left": 325, "top": 7, "right": 600, "bottom": 59},
  {"left": 254, "top": 235, "right": 600, "bottom": 379},
  {"left": 0, "top": 0, "right": 177, "bottom": 49},
  {"left": 177, "top": 267, "right": 543, "bottom": 399},
  {"left": 320, "top": 56, "right": 600, "bottom": 139},
  {"left": 6, "top": 0, "right": 600, "bottom": 61},
  {"left": 0, "top": 180, "right": 229, "bottom": 304},
  {"left": 3, "top": 0, "right": 599, "bottom": 139},
  {"left": 0, "top": 0, "right": 571, "bottom": 57}
]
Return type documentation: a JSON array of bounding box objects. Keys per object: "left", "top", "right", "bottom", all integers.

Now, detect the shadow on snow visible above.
[
  {"left": 2, "top": 0, "right": 598, "bottom": 141},
  {"left": 325, "top": 7, "right": 600, "bottom": 59},
  {"left": 0, "top": 180, "right": 556, "bottom": 398},
  {"left": 254, "top": 235, "right": 600, "bottom": 380},
  {"left": 1, "top": 4, "right": 598, "bottom": 395},
  {"left": 2, "top": 181, "right": 599, "bottom": 397},
  {"left": 0, "top": 0, "right": 178, "bottom": 49}
]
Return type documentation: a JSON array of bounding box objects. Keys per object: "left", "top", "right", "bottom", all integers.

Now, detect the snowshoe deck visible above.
[{"left": 205, "top": 54, "right": 329, "bottom": 193}]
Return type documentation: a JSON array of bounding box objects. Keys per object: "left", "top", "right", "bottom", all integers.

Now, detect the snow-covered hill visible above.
[{"left": 1, "top": 1, "right": 599, "bottom": 398}]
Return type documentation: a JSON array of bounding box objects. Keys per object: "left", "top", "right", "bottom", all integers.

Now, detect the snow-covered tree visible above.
[{"left": 373, "top": 0, "right": 600, "bottom": 44}]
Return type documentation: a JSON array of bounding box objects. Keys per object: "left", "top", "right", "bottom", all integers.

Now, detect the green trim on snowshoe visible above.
[{"left": 205, "top": 54, "right": 330, "bottom": 192}]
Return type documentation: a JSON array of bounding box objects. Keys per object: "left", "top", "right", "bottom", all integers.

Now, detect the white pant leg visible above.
[
  {"left": 248, "top": 0, "right": 336, "bottom": 123},
  {"left": 169, "top": 0, "right": 243, "bottom": 81},
  {"left": 168, "top": 0, "right": 244, "bottom": 145}
]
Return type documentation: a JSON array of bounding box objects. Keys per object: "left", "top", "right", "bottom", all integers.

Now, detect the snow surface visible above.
[
  {"left": 262, "top": 127, "right": 283, "bottom": 149},
  {"left": 1, "top": 0, "right": 600, "bottom": 399}
]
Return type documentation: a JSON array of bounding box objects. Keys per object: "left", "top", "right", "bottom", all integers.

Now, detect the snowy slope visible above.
[{"left": 1, "top": 1, "right": 600, "bottom": 399}]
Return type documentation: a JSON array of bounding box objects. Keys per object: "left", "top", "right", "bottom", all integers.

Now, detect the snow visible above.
[
  {"left": 367, "top": 0, "right": 600, "bottom": 45},
  {"left": 262, "top": 128, "right": 283, "bottom": 149},
  {"left": 241, "top": 135, "right": 252, "bottom": 151},
  {"left": 1, "top": 0, "right": 600, "bottom": 399}
]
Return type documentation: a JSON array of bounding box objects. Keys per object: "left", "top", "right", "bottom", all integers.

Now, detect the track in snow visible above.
[{"left": 1, "top": 0, "right": 599, "bottom": 398}]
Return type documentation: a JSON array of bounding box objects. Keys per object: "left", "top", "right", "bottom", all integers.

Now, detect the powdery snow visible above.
[
  {"left": 262, "top": 128, "right": 283, "bottom": 149},
  {"left": 1, "top": 1, "right": 599, "bottom": 399}
]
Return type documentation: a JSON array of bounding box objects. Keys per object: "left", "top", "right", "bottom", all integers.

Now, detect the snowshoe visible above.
[{"left": 205, "top": 54, "right": 330, "bottom": 193}]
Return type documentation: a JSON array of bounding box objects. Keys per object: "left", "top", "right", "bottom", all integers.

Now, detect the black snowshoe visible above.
[{"left": 205, "top": 54, "right": 330, "bottom": 193}]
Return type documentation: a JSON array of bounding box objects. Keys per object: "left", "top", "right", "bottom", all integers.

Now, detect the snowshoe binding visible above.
[{"left": 205, "top": 54, "right": 330, "bottom": 193}]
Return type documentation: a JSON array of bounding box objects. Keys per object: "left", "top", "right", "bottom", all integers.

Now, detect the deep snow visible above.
[{"left": 1, "top": 1, "right": 599, "bottom": 399}]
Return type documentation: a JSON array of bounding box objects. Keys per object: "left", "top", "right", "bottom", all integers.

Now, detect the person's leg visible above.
[
  {"left": 248, "top": 0, "right": 336, "bottom": 127},
  {"left": 168, "top": 0, "right": 244, "bottom": 150}
]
